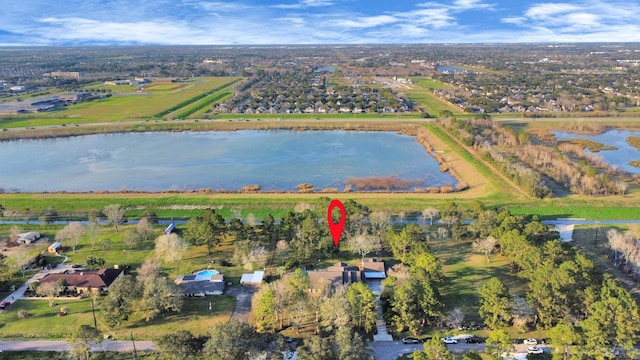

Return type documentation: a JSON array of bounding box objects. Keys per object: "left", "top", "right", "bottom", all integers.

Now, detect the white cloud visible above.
[
  {"left": 525, "top": 3, "right": 581, "bottom": 18},
  {"left": 271, "top": 0, "right": 333, "bottom": 9},
  {"left": 329, "top": 15, "right": 398, "bottom": 29},
  {"left": 453, "top": 0, "right": 493, "bottom": 10}
]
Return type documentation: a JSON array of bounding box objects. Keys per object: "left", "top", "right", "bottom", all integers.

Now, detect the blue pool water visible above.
[{"left": 194, "top": 269, "right": 219, "bottom": 281}]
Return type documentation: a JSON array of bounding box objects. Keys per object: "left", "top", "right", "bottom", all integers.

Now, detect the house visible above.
[
  {"left": 360, "top": 258, "right": 387, "bottom": 294},
  {"left": 48, "top": 242, "right": 62, "bottom": 253},
  {"left": 240, "top": 270, "right": 264, "bottom": 285},
  {"left": 307, "top": 262, "right": 361, "bottom": 293},
  {"left": 38, "top": 268, "right": 124, "bottom": 295},
  {"left": 175, "top": 271, "right": 225, "bottom": 296},
  {"left": 16, "top": 231, "right": 40, "bottom": 244}
]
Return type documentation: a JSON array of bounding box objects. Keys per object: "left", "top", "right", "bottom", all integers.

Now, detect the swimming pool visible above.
[{"left": 194, "top": 269, "right": 219, "bottom": 281}]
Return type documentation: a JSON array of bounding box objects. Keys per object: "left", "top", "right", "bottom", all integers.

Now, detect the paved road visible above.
[{"left": 0, "top": 340, "right": 154, "bottom": 352}]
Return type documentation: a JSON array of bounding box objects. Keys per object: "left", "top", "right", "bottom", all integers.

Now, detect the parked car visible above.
[
  {"left": 441, "top": 337, "right": 458, "bottom": 344},
  {"left": 523, "top": 338, "right": 538, "bottom": 345},
  {"left": 465, "top": 336, "right": 483, "bottom": 344},
  {"left": 0, "top": 301, "right": 10, "bottom": 310},
  {"left": 72, "top": 264, "right": 83, "bottom": 269},
  {"left": 527, "top": 347, "right": 543, "bottom": 354},
  {"left": 402, "top": 338, "right": 420, "bottom": 344}
]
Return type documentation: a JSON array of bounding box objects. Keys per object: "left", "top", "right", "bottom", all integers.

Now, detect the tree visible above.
[
  {"left": 422, "top": 207, "right": 441, "bottom": 226},
  {"left": 335, "top": 326, "right": 373, "bottom": 360},
  {"left": 103, "top": 204, "right": 126, "bottom": 232},
  {"left": 346, "top": 282, "right": 377, "bottom": 333},
  {"left": 478, "top": 277, "right": 512, "bottom": 329},
  {"left": 444, "top": 308, "right": 464, "bottom": 330},
  {"left": 297, "top": 334, "right": 337, "bottom": 360},
  {"left": 349, "top": 233, "right": 380, "bottom": 265},
  {"left": 136, "top": 217, "right": 154, "bottom": 240},
  {"left": 413, "top": 337, "right": 454, "bottom": 360},
  {"left": 184, "top": 209, "right": 226, "bottom": 255},
  {"left": 387, "top": 224, "right": 424, "bottom": 263},
  {"left": 510, "top": 295, "right": 535, "bottom": 331},
  {"left": 155, "top": 233, "right": 189, "bottom": 263},
  {"left": 136, "top": 259, "right": 162, "bottom": 284},
  {"left": 8, "top": 248, "right": 33, "bottom": 277},
  {"left": 485, "top": 329, "right": 513, "bottom": 360},
  {"left": 56, "top": 222, "right": 85, "bottom": 253},
  {"left": 580, "top": 276, "right": 640, "bottom": 357},
  {"left": 462, "top": 350, "right": 483, "bottom": 360},
  {"left": 102, "top": 275, "right": 140, "bottom": 326},
  {"left": 36, "top": 281, "right": 59, "bottom": 307},
  {"left": 122, "top": 229, "right": 141, "bottom": 250},
  {"left": 251, "top": 286, "right": 277, "bottom": 333},
  {"left": 155, "top": 330, "right": 203, "bottom": 360},
  {"left": 368, "top": 211, "right": 391, "bottom": 247},
  {"left": 138, "top": 276, "right": 184, "bottom": 322},
  {"left": 549, "top": 323, "right": 579, "bottom": 360},
  {"left": 85, "top": 221, "right": 101, "bottom": 249},
  {"left": 473, "top": 236, "right": 498, "bottom": 263},
  {"left": 69, "top": 325, "right": 101, "bottom": 360},
  {"left": 39, "top": 206, "right": 57, "bottom": 225},
  {"left": 204, "top": 319, "right": 269, "bottom": 360}
]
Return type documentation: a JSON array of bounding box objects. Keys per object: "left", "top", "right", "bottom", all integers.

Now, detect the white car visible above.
[
  {"left": 523, "top": 338, "right": 538, "bottom": 345},
  {"left": 441, "top": 336, "right": 458, "bottom": 344},
  {"left": 527, "top": 347, "right": 543, "bottom": 354}
]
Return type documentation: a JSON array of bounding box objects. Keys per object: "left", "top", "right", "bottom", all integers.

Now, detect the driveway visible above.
[{"left": 226, "top": 285, "right": 257, "bottom": 323}]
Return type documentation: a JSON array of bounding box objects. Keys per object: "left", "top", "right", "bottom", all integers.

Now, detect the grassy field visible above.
[{"left": 403, "top": 78, "right": 466, "bottom": 116}]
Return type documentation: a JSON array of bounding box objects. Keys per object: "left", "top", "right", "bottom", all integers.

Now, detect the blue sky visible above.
[{"left": 1, "top": 0, "right": 639, "bottom": 45}]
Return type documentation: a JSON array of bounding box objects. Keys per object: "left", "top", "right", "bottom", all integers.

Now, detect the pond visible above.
[
  {"left": 0, "top": 130, "right": 457, "bottom": 192},
  {"left": 554, "top": 129, "right": 640, "bottom": 175}
]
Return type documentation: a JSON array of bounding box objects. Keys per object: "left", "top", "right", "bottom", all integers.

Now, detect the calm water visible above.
[
  {"left": 436, "top": 66, "right": 467, "bottom": 73},
  {"left": 554, "top": 129, "right": 640, "bottom": 175},
  {"left": 0, "top": 130, "right": 456, "bottom": 192}
]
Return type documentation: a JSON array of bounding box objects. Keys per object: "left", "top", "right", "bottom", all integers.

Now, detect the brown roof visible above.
[
  {"left": 39, "top": 268, "right": 124, "bottom": 288},
  {"left": 361, "top": 258, "right": 386, "bottom": 273}
]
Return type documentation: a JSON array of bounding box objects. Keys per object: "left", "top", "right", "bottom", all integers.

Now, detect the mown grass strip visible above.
[
  {"left": 153, "top": 78, "right": 241, "bottom": 118},
  {"left": 176, "top": 91, "right": 231, "bottom": 119}
]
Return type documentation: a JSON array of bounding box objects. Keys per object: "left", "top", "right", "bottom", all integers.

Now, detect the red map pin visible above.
[{"left": 327, "top": 199, "right": 346, "bottom": 247}]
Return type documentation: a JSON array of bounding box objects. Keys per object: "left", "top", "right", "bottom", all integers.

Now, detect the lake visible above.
[
  {"left": 0, "top": 130, "right": 457, "bottom": 192},
  {"left": 554, "top": 129, "right": 640, "bottom": 174},
  {"left": 436, "top": 66, "right": 467, "bottom": 73}
]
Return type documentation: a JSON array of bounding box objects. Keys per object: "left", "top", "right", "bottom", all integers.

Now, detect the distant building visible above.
[
  {"left": 9, "top": 86, "right": 25, "bottom": 92},
  {"left": 48, "top": 242, "right": 62, "bottom": 253},
  {"left": 51, "top": 71, "right": 81, "bottom": 79},
  {"left": 104, "top": 80, "right": 130, "bottom": 86},
  {"left": 16, "top": 232, "right": 41, "bottom": 245}
]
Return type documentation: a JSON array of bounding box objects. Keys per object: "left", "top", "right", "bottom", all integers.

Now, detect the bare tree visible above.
[
  {"left": 369, "top": 211, "right": 391, "bottom": 247},
  {"left": 103, "top": 204, "right": 125, "bottom": 232},
  {"left": 36, "top": 281, "right": 59, "bottom": 307},
  {"left": 122, "top": 229, "right": 141, "bottom": 250},
  {"left": 136, "top": 217, "right": 154, "bottom": 241},
  {"left": 56, "top": 222, "right": 85, "bottom": 253},
  {"left": 473, "top": 236, "right": 499, "bottom": 263},
  {"left": 422, "top": 208, "right": 441, "bottom": 226},
  {"left": 246, "top": 213, "right": 258, "bottom": 227},
  {"left": 293, "top": 202, "right": 315, "bottom": 213},
  {"left": 445, "top": 308, "right": 464, "bottom": 329},
  {"left": 349, "top": 234, "right": 380, "bottom": 266},
  {"left": 85, "top": 221, "right": 101, "bottom": 249},
  {"left": 136, "top": 259, "right": 162, "bottom": 284},
  {"left": 154, "top": 233, "right": 189, "bottom": 263},
  {"left": 511, "top": 295, "right": 535, "bottom": 331},
  {"left": 9, "top": 225, "right": 23, "bottom": 242},
  {"left": 247, "top": 246, "right": 269, "bottom": 270},
  {"left": 437, "top": 227, "right": 450, "bottom": 244}
]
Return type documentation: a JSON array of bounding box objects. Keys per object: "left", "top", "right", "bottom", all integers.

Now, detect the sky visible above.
[{"left": 1, "top": 0, "right": 639, "bottom": 46}]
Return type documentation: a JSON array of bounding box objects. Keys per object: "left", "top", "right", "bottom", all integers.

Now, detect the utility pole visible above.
[
  {"left": 130, "top": 332, "right": 138, "bottom": 360},
  {"left": 594, "top": 221, "right": 599, "bottom": 247},
  {"left": 91, "top": 296, "right": 97, "bottom": 329}
]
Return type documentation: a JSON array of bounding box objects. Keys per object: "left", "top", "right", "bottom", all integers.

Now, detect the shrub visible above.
[
  {"left": 59, "top": 306, "right": 69, "bottom": 316},
  {"left": 17, "top": 309, "right": 29, "bottom": 319}
]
